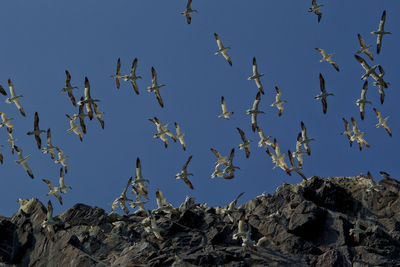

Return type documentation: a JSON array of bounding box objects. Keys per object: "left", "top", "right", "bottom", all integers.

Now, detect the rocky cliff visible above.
[{"left": 1, "top": 175, "right": 400, "bottom": 267}]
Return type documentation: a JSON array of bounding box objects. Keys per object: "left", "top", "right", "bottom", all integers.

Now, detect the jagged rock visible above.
[{"left": 1, "top": 176, "right": 400, "bottom": 266}]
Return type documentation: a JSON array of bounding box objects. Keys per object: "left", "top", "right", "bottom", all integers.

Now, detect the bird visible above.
[
  {"left": 42, "top": 129, "right": 59, "bottom": 159},
  {"left": 154, "top": 189, "right": 174, "bottom": 213},
  {"left": 248, "top": 57, "right": 264, "bottom": 94},
  {"left": 315, "top": 73, "right": 333, "bottom": 114},
  {"left": 6, "top": 79, "right": 25, "bottom": 117},
  {"left": 315, "top": 48, "right": 340, "bottom": 72},
  {"left": 356, "top": 81, "right": 372, "bottom": 120},
  {"left": 111, "top": 177, "right": 133, "bottom": 215},
  {"left": 266, "top": 146, "right": 286, "bottom": 172},
  {"left": 129, "top": 189, "right": 149, "bottom": 214},
  {"left": 61, "top": 70, "right": 78, "bottom": 106},
  {"left": 181, "top": 0, "right": 197, "bottom": 24},
  {"left": 73, "top": 98, "right": 88, "bottom": 134},
  {"left": 210, "top": 147, "right": 229, "bottom": 167},
  {"left": 66, "top": 114, "right": 83, "bottom": 142},
  {"left": 174, "top": 122, "right": 186, "bottom": 151},
  {"left": 26, "top": 112, "right": 46, "bottom": 149},
  {"left": 14, "top": 145, "right": 34, "bottom": 179},
  {"left": 218, "top": 96, "right": 234, "bottom": 120},
  {"left": 122, "top": 58, "right": 141, "bottom": 95},
  {"left": 93, "top": 102, "right": 105, "bottom": 129},
  {"left": 300, "top": 121, "right": 314, "bottom": 155},
  {"left": 308, "top": 0, "right": 323, "bottom": 23},
  {"left": 371, "top": 10, "right": 391, "bottom": 54},
  {"left": 350, "top": 117, "right": 370, "bottom": 151},
  {"left": 78, "top": 77, "right": 100, "bottom": 120},
  {"left": 214, "top": 33, "right": 232, "bottom": 66},
  {"left": 110, "top": 57, "right": 123, "bottom": 89},
  {"left": 373, "top": 108, "right": 392, "bottom": 137},
  {"left": 372, "top": 65, "right": 389, "bottom": 104},
  {"left": 356, "top": 34, "right": 374, "bottom": 61},
  {"left": 175, "top": 155, "right": 194, "bottom": 190},
  {"left": 57, "top": 167, "right": 72, "bottom": 194},
  {"left": 147, "top": 67, "right": 165, "bottom": 108},
  {"left": 256, "top": 127, "right": 274, "bottom": 150},
  {"left": 341, "top": 118, "right": 353, "bottom": 147},
  {"left": 349, "top": 212, "right": 363, "bottom": 243},
  {"left": 354, "top": 55, "right": 388, "bottom": 87},
  {"left": 223, "top": 148, "right": 240, "bottom": 178},
  {"left": 41, "top": 200, "right": 56, "bottom": 242},
  {"left": 55, "top": 149, "right": 69, "bottom": 173},
  {"left": 272, "top": 138, "right": 290, "bottom": 174},
  {"left": 0, "top": 112, "right": 14, "bottom": 131},
  {"left": 149, "top": 117, "right": 176, "bottom": 148},
  {"left": 237, "top": 127, "right": 251, "bottom": 158},
  {"left": 287, "top": 150, "right": 307, "bottom": 180},
  {"left": 246, "top": 92, "right": 264, "bottom": 132},
  {"left": 0, "top": 85, "right": 7, "bottom": 96},
  {"left": 292, "top": 133, "right": 308, "bottom": 166},
  {"left": 6, "top": 128, "right": 16, "bottom": 154},
  {"left": 271, "top": 86, "right": 286, "bottom": 116},
  {"left": 42, "top": 178, "right": 63, "bottom": 205},
  {"left": 133, "top": 157, "right": 150, "bottom": 200}
]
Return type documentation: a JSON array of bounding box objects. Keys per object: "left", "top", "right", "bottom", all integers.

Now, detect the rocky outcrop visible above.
[{"left": 1, "top": 175, "right": 400, "bottom": 266}]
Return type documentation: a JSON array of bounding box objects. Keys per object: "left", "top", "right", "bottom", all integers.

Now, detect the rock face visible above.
[{"left": 1, "top": 176, "right": 400, "bottom": 266}]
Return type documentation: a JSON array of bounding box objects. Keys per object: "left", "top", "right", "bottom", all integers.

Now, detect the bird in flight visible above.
[
  {"left": 315, "top": 48, "right": 340, "bottom": 72},
  {"left": 271, "top": 86, "right": 287, "bottom": 116},
  {"left": 175, "top": 155, "right": 194, "bottom": 190},
  {"left": 356, "top": 81, "right": 371, "bottom": 120},
  {"left": 248, "top": 57, "right": 264, "bottom": 94},
  {"left": 214, "top": 33, "right": 232, "bottom": 66},
  {"left": 373, "top": 108, "right": 392, "bottom": 137},
  {"left": 181, "top": 0, "right": 197, "bottom": 25},
  {"left": 14, "top": 145, "right": 34, "bottom": 179},
  {"left": 26, "top": 112, "right": 46, "bottom": 149},
  {"left": 354, "top": 55, "right": 388, "bottom": 87},
  {"left": 61, "top": 70, "right": 78, "bottom": 106},
  {"left": 218, "top": 96, "right": 234, "bottom": 120},
  {"left": 308, "top": 0, "right": 323, "bottom": 23},
  {"left": 371, "top": 10, "right": 391, "bottom": 54},
  {"left": 341, "top": 118, "right": 353, "bottom": 147},
  {"left": 237, "top": 127, "right": 251, "bottom": 158},
  {"left": 122, "top": 58, "right": 141, "bottom": 95},
  {"left": 246, "top": 92, "right": 264, "bottom": 132},
  {"left": 356, "top": 34, "right": 374, "bottom": 61},
  {"left": 42, "top": 129, "right": 59, "bottom": 159},
  {"left": 315, "top": 73, "right": 333, "bottom": 114},
  {"left": 147, "top": 67, "right": 166, "bottom": 108},
  {"left": 6, "top": 79, "right": 25, "bottom": 117}
]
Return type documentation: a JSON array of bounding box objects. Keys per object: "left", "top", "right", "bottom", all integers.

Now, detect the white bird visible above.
[
  {"left": 66, "top": 114, "right": 83, "bottom": 142},
  {"left": 78, "top": 77, "right": 100, "bottom": 120},
  {"left": 93, "top": 102, "right": 105, "bottom": 129},
  {"left": 149, "top": 117, "right": 176, "bottom": 148},
  {"left": 181, "top": 0, "right": 197, "bottom": 24},
  {"left": 292, "top": 133, "right": 308, "bottom": 166},
  {"left": 175, "top": 155, "right": 194, "bottom": 190},
  {"left": 73, "top": 98, "right": 88, "bottom": 134},
  {"left": 351, "top": 117, "right": 370, "bottom": 151},
  {"left": 55, "top": 149, "right": 69, "bottom": 173},
  {"left": 214, "top": 33, "right": 232, "bottom": 66},
  {"left": 308, "top": 0, "right": 323, "bottom": 23},
  {"left": 300, "top": 121, "right": 314, "bottom": 155},
  {"left": 210, "top": 147, "right": 229, "bottom": 167},
  {"left": 56, "top": 167, "right": 72, "bottom": 194},
  {"left": 111, "top": 177, "right": 133, "bottom": 215},
  {"left": 287, "top": 150, "right": 307, "bottom": 180},
  {"left": 61, "top": 70, "right": 78, "bottom": 106},
  {"left": 133, "top": 157, "right": 149, "bottom": 200},
  {"left": 122, "top": 58, "right": 141, "bottom": 95},
  {"left": 14, "top": 145, "right": 34, "bottom": 179},
  {"left": 271, "top": 86, "right": 286, "bottom": 116},
  {"left": 147, "top": 67, "right": 165, "bottom": 108},
  {"left": 273, "top": 138, "right": 290, "bottom": 174},
  {"left": 246, "top": 92, "right": 264, "bottom": 132},
  {"left": 256, "top": 127, "right": 274, "bottom": 150},
  {"left": 354, "top": 55, "right": 388, "bottom": 87},
  {"left": 110, "top": 58, "right": 123, "bottom": 89},
  {"left": 341, "top": 118, "right": 353, "bottom": 147},
  {"left": 6, "top": 79, "right": 26, "bottom": 117},
  {"left": 27, "top": 112, "right": 46, "bottom": 149},
  {"left": 129, "top": 190, "right": 148, "bottom": 214},
  {"left": 174, "top": 122, "right": 186, "bottom": 151},
  {"left": 356, "top": 81, "right": 371, "bottom": 120},
  {"left": 42, "top": 129, "right": 59, "bottom": 159},
  {"left": 237, "top": 127, "right": 251, "bottom": 158},
  {"left": 146, "top": 212, "right": 163, "bottom": 240},
  {"left": 315, "top": 48, "right": 340, "bottom": 72},
  {"left": 248, "top": 57, "right": 264, "bottom": 94},
  {"left": 218, "top": 96, "right": 234, "bottom": 120},
  {"left": 356, "top": 34, "right": 374, "bottom": 61},
  {"left": 6, "top": 127, "right": 16, "bottom": 154},
  {"left": 371, "top": 10, "right": 391, "bottom": 54},
  {"left": 373, "top": 108, "right": 392, "bottom": 137},
  {"left": 154, "top": 189, "right": 174, "bottom": 213},
  {"left": 372, "top": 65, "right": 389, "bottom": 104},
  {"left": 0, "top": 112, "right": 14, "bottom": 131},
  {"left": 223, "top": 148, "right": 240, "bottom": 178},
  {"left": 315, "top": 74, "right": 333, "bottom": 114},
  {"left": 41, "top": 200, "right": 56, "bottom": 242},
  {"left": 42, "top": 178, "right": 63, "bottom": 205}
]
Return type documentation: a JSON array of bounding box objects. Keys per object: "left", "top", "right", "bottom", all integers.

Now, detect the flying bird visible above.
[
  {"left": 133, "top": 157, "right": 150, "bottom": 200},
  {"left": 149, "top": 117, "right": 176, "bottom": 148},
  {"left": 246, "top": 92, "right": 264, "bottom": 132},
  {"left": 237, "top": 127, "right": 251, "bottom": 158},
  {"left": 175, "top": 155, "right": 194, "bottom": 190},
  {"left": 181, "top": 0, "right": 197, "bottom": 24},
  {"left": 42, "top": 179, "right": 63, "bottom": 205},
  {"left": 93, "top": 102, "right": 105, "bottom": 129},
  {"left": 356, "top": 34, "right": 374, "bottom": 61},
  {"left": 57, "top": 167, "right": 72, "bottom": 194},
  {"left": 373, "top": 108, "right": 392, "bottom": 137},
  {"left": 356, "top": 81, "right": 371, "bottom": 120},
  {"left": 111, "top": 177, "right": 133, "bottom": 215},
  {"left": 55, "top": 149, "right": 69, "bottom": 173},
  {"left": 42, "top": 129, "right": 59, "bottom": 159},
  {"left": 61, "top": 70, "right": 78, "bottom": 106},
  {"left": 341, "top": 118, "right": 353, "bottom": 147},
  {"left": 256, "top": 127, "right": 274, "bottom": 150},
  {"left": 271, "top": 86, "right": 286, "bottom": 116},
  {"left": 315, "top": 48, "right": 340, "bottom": 72},
  {"left": 6, "top": 79, "right": 25, "bottom": 117},
  {"left": 288, "top": 150, "right": 307, "bottom": 180},
  {"left": 273, "top": 138, "right": 290, "bottom": 174},
  {"left": 110, "top": 57, "right": 122, "bottom": 89},
  {"left": 147, "top": 67, "right": 166, "bottom": 108},
  {"left": 66, "top": 114, "right": 83, "bottom": 142},
  {"left": 6, "top": 128, "right": 16, "bottom": 154},
  {"left": 26, "top": 112, "right": 46, "bottom": 149},
  {"left": 78, "top": 77, "right": 100, "bottom": 120},
  {"left": 122, "top": 58, "right": 141, "bottom": 95},
  {"left": 174, "top": 122, "right": 186, "bottom": 151},
  {"left": 214, "top": 33, "right": 232, "bottom": 66},
  {"left": 371, "top": 10, "right": 391, "bottom": 54},
  {"left": 350, "top": 117, "right": 370, "bottom": 151},
  {"left": 248, "top": 57, "right": 264, "bottom": 94},
  {"left": 14, "top": 145, "right": 34, "bottom": 179},
  {"left": 354, "top": 55, "right": 388, "bottom": 87},
  {"left": 210, "top": 147, "right": 229, "bottom": 167},
  {"left": 300, "top": 121, "right": 314, "bottom": 155},
  {"left": 218, "top": 96, "right": 234, "bottom": 120},
  {"left": 41, "top": 200, "right": 56, "bottom": 242},
  {"left": 373, "top": 65, "right": 389, "bottom": 104},
  {"left": 292, "top": 133, "right": 308, "bottom": 166},
  {"left": 223, "top": 148, "right": 240, "bottom": 178},
  {"left": 73, "top": 98, "right": 88, "bottom": 134},
  {"left": 0, "top": 112, "right": 14, "bottom": 131},
  {"left": 315, "top": 73, "right": 334, "bottom": 114},
  {"left": 308, "top": 0, "right": 323, "bottom": 23}
]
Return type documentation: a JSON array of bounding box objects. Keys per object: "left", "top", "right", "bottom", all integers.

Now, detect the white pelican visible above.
[
  {"left": 341, "top": 118, "right": 353, "bottom": 147},
  {"left": 248, "top": 57, "right": 264, "bottom": 94},
  {"left": 61, "top": 70, "right": 78, "bottom": 106},
  {"left": 174, "top": 122, "right": 186, "bottom": 151},
  {"left": 147, "top": 67, "right": 165, "bottom": 108},
  {"left": 214, "top": 33, "right": 232, "bottom": 66},
  {"left": 373, "top": 108, "right": 392, "bottom": 137},
  {"left": 218, "top": 96, "right": 234, "bottom": 120},
  {"left": 308, "top": 0, "right": 323, "bottom": 23},
  {"left": 42, "top": 129, "right": 59, "bottom": 159},
  {"left": 237, "top": 127, "right": 251, "bottom": 158},
  {"left": 66, "top": 114, "right": 83, "bottom": 142},
  {"left": 356, "top": 34, "right": 374, "bottom": 61},
  {"left": 271, "top": 86, "right": 287, "bottom": 116},
  {"left": 356, "top": 81, "right": 371, "bottom": 120},
  {"left": 181, "top": 0, "right": 197, "bottom": 24},
  {"left": 0, "top": 112, "right": 14, "bottom": 131},
  {"left": 315, "top": 48, "right": 340, "bottom": 72},
  {"left": 371, "top": 10, "right": 391, "bottom": 54},
  {"left": 27, "top": 112, "right": 46, "bottom": 149},
  {"left": 175, "top": 155, "right": 194, "bottom": 190},
  {"left": 14, "top": 145, "right": 34, "bottom": 179},
  {"left": 315, "top": 74, "right": 333, "bottom": 114},
  {"left": 111, "top": 177, "right": 133, "bottom": 215},
  {"left": 300, "top": 121, "right": 314, "bottom": 155},
  {"left": 246, "top": 92, "right": 264, "bottom": 132},
  {"left": 122, "top": 58, "right": 141, "bottom": 95},
  {"left": 6, "top": 79, "right": 25, "bottom": 117}
]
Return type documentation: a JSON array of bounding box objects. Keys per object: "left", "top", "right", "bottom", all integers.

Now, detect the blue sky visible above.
[{"left": 0, "top": 1, "right": 399, "bottom": 217}]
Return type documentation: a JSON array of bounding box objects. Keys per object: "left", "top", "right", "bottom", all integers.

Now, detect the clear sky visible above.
[{"left": 0, "top": 1, "right": 399, "bottom": 217}]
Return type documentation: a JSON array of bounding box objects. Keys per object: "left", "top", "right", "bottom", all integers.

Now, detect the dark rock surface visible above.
[{"left": 1, "top": 176, "right": 400, "bottom": 266}]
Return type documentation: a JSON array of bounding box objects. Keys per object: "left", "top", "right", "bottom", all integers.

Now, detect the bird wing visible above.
[
  {"left": 130, "top": 58, "right": 138, "bottom": 76},
  {"left": 275, "top": 86, "right": 281, "bottom": 102},
  {"left": 327, "top": 58, "right": 340, "bottom": 71},
  {"left": 155, "top": 90, "right": 164, "bottom": 108},
  {"left": 221, "top": 96, "right": 228, "bottom": 113},
  {"left": 186, "top": 0, "right": 192, "bottom": 9},
  {"left": 316, "top": 48, "right": 326, "bottom": 58},
  {"left": 252, "top": 57, "right": 258, "bottom": 75},
  {"left": 222, "top": 51, "right": 232, "bottom": 66},
  {"left": 210, "top": 148, "right": 224, "bottom": 161},
  {"left": 252, "top": 92, "right": 261, "bottom": 110},
  {"left": 301, "top": 121, "right": 307, "bottom": 140},
  {"left": 378, "top": 10, "right": 386, "bottom": 31},
  {"left": 34, "top": 112, "right": 39, "bottom": 131},
  {"left": 8, "top": 79, "right": 16, "bottom": 97},
  {"left": 131, "top": 80, "right": 140, "bottom": 95},
  {"left": 296, "top": 133, "right": 302, "bottom": 151},
  {"left": 182, "top": 155, "right": 192, "bottom": 170},
  {"left": 84, "top": 77, "right": 91, "bottom": 99},
  {"left": 135, "top": 158, "right": 142, "bottom": 180},
  {"left": 361, "top": 80, "right": 368, "bottom": 100},
  {"left": 358, "top": 33, "right": 366, "bottom": 48},
  {"left": 151, "top": 67, "right": 158, "bottom": 87},
  {"left": 288, "top": 150, "right": 295, "bottom": 167},
  {"left": 237, "top": 127, "right": 246, "bottom": 142},
  {"left": 319, "top": 73, "right": 325, "bottom": 93},
  {"left": 351, "top": 117, "right": 358, "bottom": 132},
  {"left": 67, "top": 92, "right": 76, "bottom": 106},
  {"left": 115, "top": 58, "right": 121, "bottom": 89},
  {"left": 42, "top": 179, "right": 55, "bottom": 191},
  {"left": 35, "top": 135, "right": 42, "bottom": 150},
  {"left": 65, "top": 70, "right": 72, "bottom": 87},
  {"left": 373, "top": 108, "right": 382, "bottom": 121},
  {"left": 47, "top": 200, "right": 53, "bottom": 220},
  {"left": 14, "top": 99, "right": 26, "bottom": 117},
  {"left": 354, "top": 55, "right": 370, "bottom": 71},
  {"left": 322, "top": 98, "right": 327, "bottom": 114},
  {"left": 214, "top": 33, "right": 223, "bottom": 49},
  {"left": 0, "top": 85, "right": 7, "bottom": 96}
]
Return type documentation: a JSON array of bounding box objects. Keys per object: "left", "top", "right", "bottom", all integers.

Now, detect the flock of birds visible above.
[{"left": 3, "top": 1, "right": 394, "bottom": 248}]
